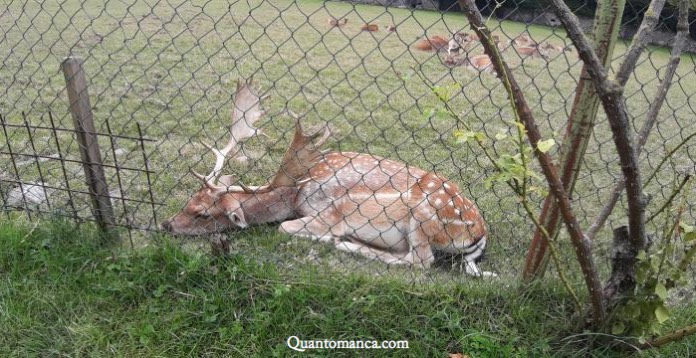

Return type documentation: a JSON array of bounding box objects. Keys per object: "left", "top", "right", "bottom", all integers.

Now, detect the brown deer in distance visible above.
[
  {"left": 515, "top": 44, "right": 548, "bottom": 59},
  {"left": 413, "top": 35, "right": 449, "bottom": 52},
  {"left": 328, "top": 17, "right": 348, "bottom": 27},
  {"left": 360, "top": 23, "right": 379, "bottom": 32},
  {"left": 161, "top": 79, "right": 495, "bottom": 277}
]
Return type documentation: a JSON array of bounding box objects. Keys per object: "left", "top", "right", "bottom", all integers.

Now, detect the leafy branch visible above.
[
  {"left": 457, "top": 0, "right": 606, "bottom": 322},
  {"left": 419, "top": 78, "right": 581, "bottom": 309}
]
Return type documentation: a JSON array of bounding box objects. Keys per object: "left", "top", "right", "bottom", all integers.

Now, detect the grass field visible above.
[
  {"left": 1, "top": 219, "right": 695, "bottom": 356},
  {"left": 1, "top": 0, "right": 695, "bottom": 305}
]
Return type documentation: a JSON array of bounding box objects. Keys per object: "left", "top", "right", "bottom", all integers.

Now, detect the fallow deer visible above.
[
  {"left": 455, "top": 54, "right": 496, "bottom": 74},
  {"left": 162, "top": 79, "right": 495, "bottom": 277},
  {"left": 540, "top": 42, "right": 572, "bottom": 53},
  {"left": 360, "top": 23, "right": 379, "bottom": 32},
  {"left": 386, "top": 24, "right": 396, "bottom": 32},
  {"left": 514, "top": 44, "right": 548, "bottom": 59},
  {"left": 328, "top": 17, "right": 348, "bottom": 28},
  {"left": 413, "top": 35, "right": 449, "bottom": 52},
  {"left": 447, "top": 32, "right": 472, "bottom": 55},
  {"left": 513, "top": 33, "right": 533, "bottom": 47}
]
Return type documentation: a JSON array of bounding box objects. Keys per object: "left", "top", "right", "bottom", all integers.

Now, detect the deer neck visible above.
[{"left": 233, "top": 187, "right": 299, "bottom": 225}]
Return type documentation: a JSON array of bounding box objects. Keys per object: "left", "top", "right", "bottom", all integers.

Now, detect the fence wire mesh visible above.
[{"left": 1, "top": 0, "right": 695, "bottom": 293}]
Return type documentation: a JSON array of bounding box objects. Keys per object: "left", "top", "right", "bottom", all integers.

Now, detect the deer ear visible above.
[{"left": 227, "top": 209, "right": 248, "bottom": 229}]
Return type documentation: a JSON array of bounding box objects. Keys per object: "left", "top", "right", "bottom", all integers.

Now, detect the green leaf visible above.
[
  {"left": 612, "top": 322, "right": 626, "bottom": 335},
  {"left": 494, "top": 132, "right": 508, "bottom": 140},
  {"left": 655, "top": 283, "right": 667, "bottom": 300},
  {"left": 626, "top": 303, "right": 641, "bottom": 318},
  {"left": 422, "top": 108, "right": 435, "bottom": 121},
  {"left": 536, "top": 139, "right": 556, "bottom": 153},
  {"left": 655, "top": 305, "right": 670, "bottom": 324},
  {"left": 433, "top": 85, "right": 451, "bottom": 101},
  {"left": 454, "top": 130, "right": 485, "bottom": 144},
  {"left": 434, "top": 108, "right": 450, "bottom": 119},
  {"left": 679, "top": 222, "right": 694, "bottom": 233},
  {"left": 513, "top": 121, "right": 526, "bottom": 133},
  {"left": 684, "top": 231, "right": 696, "bottom": 242},
  {"left": 651, "top": 320, "right": 662, "bottom": 334}
]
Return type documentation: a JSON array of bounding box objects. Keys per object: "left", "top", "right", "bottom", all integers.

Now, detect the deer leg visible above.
[
  {"left": 279, "top": 216, "right": 341, "bottom": 243},
  {"left": 461, "top": 235, "right": 498, "bottom": 277},
  {"left": 335, "top": 229, "right": 434, "bottom": 269},
  {"left": 334, "top": 240, "right": 413, "bottom": 266}
]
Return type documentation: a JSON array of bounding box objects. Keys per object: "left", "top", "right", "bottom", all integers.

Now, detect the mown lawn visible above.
[
  {"left": 0, "top": 219, "right": 695, "bottom": 357},
  {"left": 2, "top": 1, "right": 696, "bottom": 354},
  {"left": 2, "top": 0, "right": 695, "bottom": 284}
]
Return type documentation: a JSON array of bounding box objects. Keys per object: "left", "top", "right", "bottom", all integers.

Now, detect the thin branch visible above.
[
  {"left": 615, "top": 0, "right": 668, "bottom": 85},
  {"left": 521, "top": 200, "right": 582, "bottom": 309},
  {"left": 586, "top": 0, "right": 691, "bottom": 240},
  {"left": 549, "top": 0, "right": 647, "bottom": 253},
  {"left": 677, "top": 244, "right": 696, "bottom": 272},
  {"left": 645, "top": 131, "right": 696, "bottom": 187},
  {"left": 646, "top": 175, "right": 691, "bottom": 223},
  {"left": 639, "top": 324, "right": 696, "bottom": 349},
  {"left": 412, "top": 70, "right": 525, "bottom": 196},
  {"left": 458, "top": 0, "right": 606, "bottom": 323},
  {"left": 655, "top": 175, "right": 690, "bottom": 283}
]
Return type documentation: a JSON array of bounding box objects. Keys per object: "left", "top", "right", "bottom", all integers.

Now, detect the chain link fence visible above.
[{"left": 1, "top": 0, "right": 695, "bottom": 291}]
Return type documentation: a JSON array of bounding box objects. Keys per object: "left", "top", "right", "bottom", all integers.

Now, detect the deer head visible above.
[
  {"left": 162, "top": 79, "right": 330, "bottom": 235},
  {"left": 160, "top": 177, "right": 249, "bottom": 235}
]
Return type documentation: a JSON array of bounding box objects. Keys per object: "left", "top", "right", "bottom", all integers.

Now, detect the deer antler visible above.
[
  {"left": 227, "top": 111, "right": 331, "bottom": 194},
  {"left": 269, "top": 111, "right": 331, "bottom": 188},
  {"left": 192, "top": 77, "right": 268, "bottom": 190}
]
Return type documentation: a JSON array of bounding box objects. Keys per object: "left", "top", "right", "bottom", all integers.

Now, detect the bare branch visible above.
[
  {"left": 645, "top": 131, "right": 696, "bottom": 186},
  {"left": 586, "top": 0, "right": 690, "bottom": 240},
  {"left": 525, "top": 0, "right": 626, "bottom": 281},
  {"left": 646, "top": 174, "right": 691, "bottom": 223},
  {"left": 639, "top": 324, "right": 696, "bottom": 349},
  {"left": 549, "top": 0, "right": 647, "bottom": 253},
  {"left": 615, "top": 0, "right": 668, "bottom": 85}
]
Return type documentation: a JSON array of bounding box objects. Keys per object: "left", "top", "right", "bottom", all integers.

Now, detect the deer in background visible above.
[
  {"left": 511, "top": 33, "right": 549, "bottom": 59},
  {"left": 443, "top": 53, "right": 497, "bottom": 75},
  {"left": 360, "top": 23, "right": 379, "bottom": 32},
  {"left": 161, "top": 79, "right": 495, "bottom": 277},
  {"left": 514, "top": 44, "right": 548, "bottom": 59},
  {"left": 328, "top": 17, "right": 348, "bottom": 28},
  {"left": 413, "top": 35, "right": 449, "bottom": 52}
]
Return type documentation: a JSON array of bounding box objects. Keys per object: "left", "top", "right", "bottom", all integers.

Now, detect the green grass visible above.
[
  {"left": 1, "top": 219, "right": 695, "bottom": 357},
  {"left": 1, "top": 0, "right": 695, "bottom": 303}
]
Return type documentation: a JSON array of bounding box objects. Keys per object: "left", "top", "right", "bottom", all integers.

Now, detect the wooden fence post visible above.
[{"left": 61, "top": 57, "right": 116, "bottom": 234}]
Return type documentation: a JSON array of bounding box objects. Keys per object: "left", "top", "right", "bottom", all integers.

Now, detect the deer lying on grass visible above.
[
  {"left": 360, "top": 23, "right": 379, "bottom": 32},
  {"left": 513, "top": 33, "right": 533, "bottom": 47},
  {"left": 161, "top": 79, "right": 495, "bottom": 277},
  {"left": 447, "top": 32, "right": 506, "bottom": 56},
  {"left": 413, "top": 35, "right": 449, "bottom": 52},
  {"left": 514, "top": 44, "right": 548, "bottom": 59},
  {"left": 447, "top": 32, "right": 472, "bottom": 55},
  {"left": 328, "top": 17, "right": 348, "bottom": 27},
  {"left": 443, "top": 53, "right": 496, "bottom": 75}
]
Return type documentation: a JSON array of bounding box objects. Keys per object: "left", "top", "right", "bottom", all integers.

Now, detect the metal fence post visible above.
[{"left": 61, "top": 57, "right": 116, "bottom": 234}]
